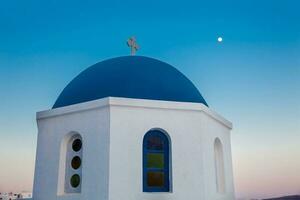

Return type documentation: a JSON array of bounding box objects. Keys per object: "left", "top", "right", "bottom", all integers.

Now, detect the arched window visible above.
[
  {"left": 143, "top": 129, "right": 170, "bottom": 192},
  {"left": 214, "top": 138, "right": 225, "bottom": 193},
  {"left": 65, "top": 134, "right": 83, "bottom": 193}
]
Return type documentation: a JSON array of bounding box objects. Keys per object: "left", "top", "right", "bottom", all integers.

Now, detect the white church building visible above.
[{"left": 33, "top": 56, "right": 235, "bottom": 200}]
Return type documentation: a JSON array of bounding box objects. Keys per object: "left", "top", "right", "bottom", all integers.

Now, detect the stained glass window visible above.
[
  {"left": 143, "top": 130, "right": 170, "bottom": 192},
  {"left": 64, "top": 134, "right": 82, "bottom": 194}
]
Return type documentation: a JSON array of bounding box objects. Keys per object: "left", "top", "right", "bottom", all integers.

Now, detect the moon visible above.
[{"left": 217, "top": 37, "right": 223, "bottom": 43}]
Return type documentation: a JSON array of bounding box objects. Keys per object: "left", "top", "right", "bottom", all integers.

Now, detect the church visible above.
[{"left": 32, "top": 55, "right": 235, "bottom": 200}]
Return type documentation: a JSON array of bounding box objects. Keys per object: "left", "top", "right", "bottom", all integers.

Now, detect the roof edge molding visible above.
[{"left": 40, "top": 97, "right": 231, "bottom": 129}]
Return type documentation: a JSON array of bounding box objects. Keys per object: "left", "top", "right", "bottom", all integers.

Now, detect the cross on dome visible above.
[{"left": 127, "top": 36, "right": 139, "bottom": 55}]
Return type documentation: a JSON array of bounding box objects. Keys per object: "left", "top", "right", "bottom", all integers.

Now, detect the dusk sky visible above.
[{"left": 0, "top": 0, "right": 299, "bottom": 199}]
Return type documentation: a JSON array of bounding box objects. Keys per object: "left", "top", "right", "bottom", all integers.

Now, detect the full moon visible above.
[{"left": 217, "top": 37, "right": 223, "bottom": 42}]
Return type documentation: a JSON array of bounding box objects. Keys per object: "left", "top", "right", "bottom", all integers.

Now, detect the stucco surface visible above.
[{"left": 33, "top": 97, "right": 234, "bottom": 200}]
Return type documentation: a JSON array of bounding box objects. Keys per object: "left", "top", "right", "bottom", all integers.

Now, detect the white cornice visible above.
[{"left": 37, "top": 97, "right": 232, "bottom": 129}]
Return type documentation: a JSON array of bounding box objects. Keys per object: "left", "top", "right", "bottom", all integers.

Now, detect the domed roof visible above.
[{"left": 53, "top": 56, "right": 208, "bottom": 108}]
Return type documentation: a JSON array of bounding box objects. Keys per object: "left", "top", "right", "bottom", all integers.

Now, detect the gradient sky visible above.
[{"left": 0, "top": 0, "right": 299, "bottom": 199}]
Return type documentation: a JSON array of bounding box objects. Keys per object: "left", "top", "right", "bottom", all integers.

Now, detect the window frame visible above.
[
  {"left": 64, "top": 134, "right": 83, "bottom": 194},
  {"left": 143, "top": 129, "right": 170, "bottom": 192}
]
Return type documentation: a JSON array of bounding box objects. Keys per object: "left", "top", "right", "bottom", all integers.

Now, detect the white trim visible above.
[{"left": 37, "top": 97, "right": 232, "bottom": 129}]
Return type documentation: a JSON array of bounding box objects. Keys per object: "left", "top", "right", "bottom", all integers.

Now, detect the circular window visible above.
[
  {"left": 72, "top": 139, "right": 82, "bottom": 152},
  {"left": 71, "top": 156, "right": 81, "bottom": 170},
  {"left": 70, "top": 174, "right": 80, "bottom": 188}
]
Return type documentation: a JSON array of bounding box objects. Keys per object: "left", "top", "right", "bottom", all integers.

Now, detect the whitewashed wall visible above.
[
  {"left": 109, "top": 98, "right": 234, "bottom": 200},
  {"left": 33, "top": 97, "right": 234, "bottom": 200},
  {"left": 33, "top": 99, "right": 110, "bottom": 200}
]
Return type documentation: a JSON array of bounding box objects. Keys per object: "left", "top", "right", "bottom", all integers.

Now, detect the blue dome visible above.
[{"left": 53, "top": 56, "right": 208, "bottom": 108}]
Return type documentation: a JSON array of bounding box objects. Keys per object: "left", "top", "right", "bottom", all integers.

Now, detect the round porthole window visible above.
[
  {"left": 70, "top": 174, "right": 81, "bottom": 188},
  {"left": 72, "top": 139, "right": 82, "bottom": 152},
  {"left": 71, "top": 156, "right": 82, "bottom": 170}
]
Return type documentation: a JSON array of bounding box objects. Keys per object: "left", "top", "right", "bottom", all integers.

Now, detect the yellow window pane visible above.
[{"left": 147, "top": 153, "right": 164, "bottom": 169}]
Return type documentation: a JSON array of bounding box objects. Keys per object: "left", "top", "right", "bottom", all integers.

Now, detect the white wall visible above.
[
  {"left": 108, "top": 97, "right": 234, "bottom": 200},
  {"left": 33, "top": 97, "right": 234, "bottom": 200},
  {"left": 33, "top": 99, "right": 110, "bottom": 200},
  {"left": 201, "top": 112, "right": 235, "bottom": 200}
]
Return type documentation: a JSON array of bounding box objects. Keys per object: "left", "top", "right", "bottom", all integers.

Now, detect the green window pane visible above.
[
  {"left": 70, "top": 174, "right": 81, "bottom": 188},
  {"left": 147, "top": 153, "right": 164, "bottom": 169},
  {"left": 147, "top": 171, "right": 164, "bottom": 187}
]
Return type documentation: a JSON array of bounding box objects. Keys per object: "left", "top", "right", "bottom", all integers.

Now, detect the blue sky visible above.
[{"left": 0, "top": 0, "right": 299, "bottom": 198}]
